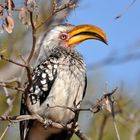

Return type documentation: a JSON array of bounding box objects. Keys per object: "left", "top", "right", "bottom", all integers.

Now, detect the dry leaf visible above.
[
  {"left": 18, "top": 8, "right": 31, "bottom": 26},
  {"left": 6, "top": 0, "right": 15, "bottom": 15},
  {"left": 3, "top": 15, "right": 14, "bottom": 33},
  {"left": 6, "top": 0, "right": 15, "bottom": 10},
  {"left": 25, "top": 0, "right": 36, "bottom": 6},
  {"left": 18, "top": 8, "right": 27, "bottom": 20}
]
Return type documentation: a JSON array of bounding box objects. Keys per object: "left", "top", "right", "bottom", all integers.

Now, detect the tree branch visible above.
[
  {"left": 0, "top": 54, "right": 27, "bottom": 68},
  {"left": 35, "top": 0, "right": 77, "bottom": 30},
  {"left": 0, "top": 83, "right": 24, "bottom": 92}
]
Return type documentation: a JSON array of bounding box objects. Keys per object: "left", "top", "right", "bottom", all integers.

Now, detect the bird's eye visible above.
[{"left": 59, "top": 33, "right": 68, "bottom": 40}]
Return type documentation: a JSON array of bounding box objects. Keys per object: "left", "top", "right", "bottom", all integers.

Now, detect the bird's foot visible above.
[
  {"left": 74, "top": 122, "right": 80, "bottom": 132},
  {"left": 43, "top": 119, "right": 53, "bottom": 129}
]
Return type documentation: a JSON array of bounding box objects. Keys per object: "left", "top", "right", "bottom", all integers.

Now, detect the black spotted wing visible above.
[{"left": 20, "top": 56, "right": 58, "bottom": 140}]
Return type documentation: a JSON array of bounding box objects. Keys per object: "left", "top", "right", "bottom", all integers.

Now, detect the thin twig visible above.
[
  {"left": 0, "top": 114, "right": 38, "bottom": 122},
  {"left": 0, "top": 78, "right": 20, "bottom": 83},
  {"left": 75, "top": 129, "right": 91, "bottom": 140},
  {"left": 49, "top": 88, "right": 118, "bottom": 114},
  {"left": 113, "top": 119, "right": 121, "bottom": 140},
  {"left": 97, "top": 115, "right": 108, "bottom": 140},
  {"left": 0, "top": 54, "right": 27, "bottom": 68},
  {"left": 0, "top": 123, "right": 11, "bottom": 140},
  {"left": 115, "top": 0, "right": 137, "bottom": 20},
  {"left": 2, "top": 83, "right": 13, "bottom": 115},
  {"left": 52, "top": 0, "right": 57, "bottom": 12},
  {"left": 3, "top": 80, "right": 21, "bottom": 116},
  {"left": 0, "top": 83, "right": 24, "bottom": 92},
  {"left": 35, "top": 0, "right": 77, "bottom": 30},
  {"left": 107, "top": 89, "right": 121, "bottom": 140},
  {"left": 27, "top": 10, "right": 36, "bottom": 63},
  {"left": 0, "top": 114, "right": 91, "bottom": 140},
  {"left": 23, "top": 67, "right": 34, "bottom": 114}
]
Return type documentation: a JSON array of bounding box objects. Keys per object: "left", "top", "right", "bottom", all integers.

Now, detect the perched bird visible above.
[{"left": 20, "top": 24, "right": 107, "bottom": 140}]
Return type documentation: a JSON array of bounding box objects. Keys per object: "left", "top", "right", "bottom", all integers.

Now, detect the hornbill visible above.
[{"left": 20, "top": 24, "right": 107, "bottom": 140}]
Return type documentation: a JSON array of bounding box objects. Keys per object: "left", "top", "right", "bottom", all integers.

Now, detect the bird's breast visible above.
[{"left": 39, "top": 55, "right": 86, "bottom": 123}]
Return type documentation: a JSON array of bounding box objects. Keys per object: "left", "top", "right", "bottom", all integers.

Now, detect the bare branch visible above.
[
  {"left": 0, "top": 54, "right": 27, "bottom": 68},
  {"left": 0, "top": 114, "right": 38, "bottom": 122},
  {"left": 0, "top": 83, "right": 24, "bottom": 92},
  {"left": 115, "top": 0, "right": 137, "bottom": 20},
  {"left": 2, "top": 83, "right": 14, "bottom": 115},
  {"left": 97, "top": 115, "right": 108, "bottom": 140},
  {"left": 113, "top": 119, "right": 121, "bottom": 140},
  {"left": 106, "top": 88, "right": 121, "bottom": 140},
  {"left": 75, "top": 129, "right": 91, "bottom": 140},
  {"left": 52, "top": 0, "right": 58, "bottom": 12},
  {"left": 0, "top": 114, "right": 91, "bottom": 140},
  {"left": 0, "top": 123, "right": 11, "bottom": 140},
  {"left": 48, "top": 88, "right": 118, "bottom": 115},
  {"left": 26, "top": 10, "right": 36, "bottom": 63},
  {"left": 35, "top": 0, "right": 77, "bottom": 30}
]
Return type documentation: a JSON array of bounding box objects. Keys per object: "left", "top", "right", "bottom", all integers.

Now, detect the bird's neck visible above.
[{"left": 35, "top": 43, "right": 74, "bottom": 67}]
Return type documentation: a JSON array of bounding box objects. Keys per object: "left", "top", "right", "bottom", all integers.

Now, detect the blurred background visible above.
[{"left": 0, "top": 0, "right": 140, "bottom": 140}]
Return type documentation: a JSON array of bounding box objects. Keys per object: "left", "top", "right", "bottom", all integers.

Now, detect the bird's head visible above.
[
  {"left": 44, "top": 24, "right": 107, "bottom": 50},
  {"left": 36, "top": 24, "right": 107, "bottom": 65}
]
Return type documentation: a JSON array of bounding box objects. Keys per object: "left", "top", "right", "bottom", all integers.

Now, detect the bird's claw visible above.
[{"left": 43, "top": 119, "right": 53, "bottom": 128}]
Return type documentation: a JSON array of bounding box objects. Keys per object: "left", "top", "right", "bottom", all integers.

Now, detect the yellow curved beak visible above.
[{"left": 67, "top": 24, "right": 108, "bottom": 47}]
